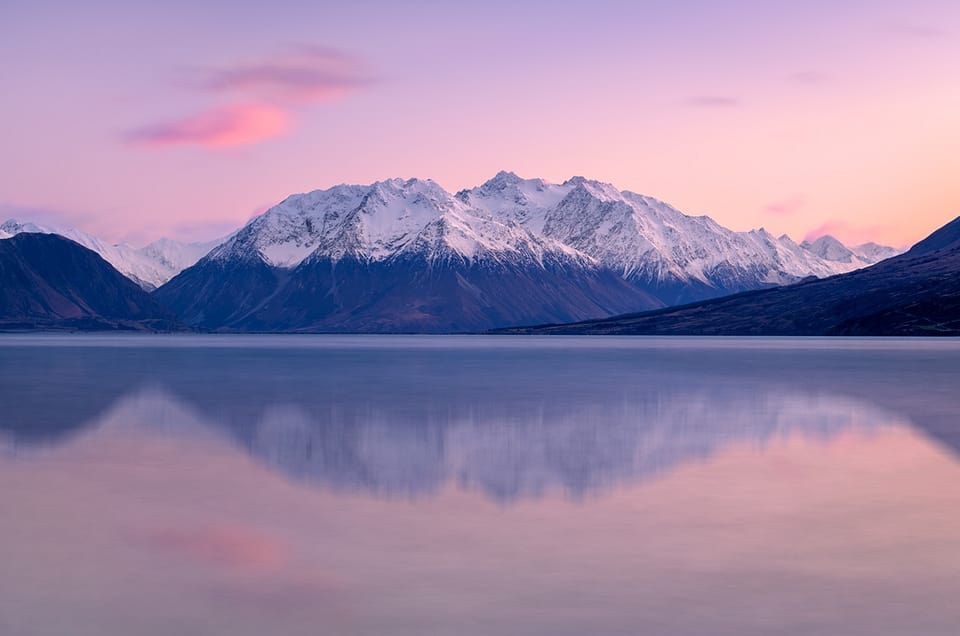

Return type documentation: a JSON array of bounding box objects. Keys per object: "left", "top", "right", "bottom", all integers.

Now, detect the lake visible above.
[{"left": 1, "top": 335, "right": 959, "bottom": 636}]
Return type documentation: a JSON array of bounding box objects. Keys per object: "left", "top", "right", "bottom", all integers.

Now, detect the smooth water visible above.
[{"left": 1, "top": 335, "right": 959, "bottom": 636}]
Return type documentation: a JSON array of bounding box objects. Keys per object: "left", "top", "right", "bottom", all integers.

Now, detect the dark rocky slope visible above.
[
  {"left": 0, "top": 233, "right": 182, "bottom": 331},
  {"left": 156, "top": 252, "right": 660, "bottom": 333}
]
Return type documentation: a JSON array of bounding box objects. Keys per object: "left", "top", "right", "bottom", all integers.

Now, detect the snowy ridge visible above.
[
  {"left": 212, "top": 178, "right": 600, "bottom": 271},
  {"left": 4, "top": 173, "right": 901, "bottom": 305},
  {"left": 853, "top": 242, "right": 901, "bottom": 262},
  {"left": 138, "top": 237, "right": 225, "bottom": 279},
  {"left": 458, "top": 172, "right": 900, "bottom": 300},
  {"left": 802, "top": 235, "right": 901, "bottom": 266},
  {"left": 0, "top": 220, "right": 226, "bottom": 290}
]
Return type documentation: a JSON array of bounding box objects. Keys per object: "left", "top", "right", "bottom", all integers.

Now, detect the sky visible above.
[{"left": 2, "top": 0, "right": 958, "bottom": 247}]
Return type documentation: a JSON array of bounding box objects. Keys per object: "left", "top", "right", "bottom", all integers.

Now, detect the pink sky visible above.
[{"left": 2, "top": 1, "right": 958, "bottom": 247}]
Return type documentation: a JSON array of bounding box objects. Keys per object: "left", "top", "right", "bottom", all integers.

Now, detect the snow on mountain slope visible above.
[
  {"left": 0, "top": 220, "right": 225, "bottom": 290},
  {"left": 852, "top": 242, "right": 901, "bottom": 263},
  {"left": 4, "top": 173, "right": 901, "bottom": 311},
  {"left": 459, "top": 172, "right": 899, "bottom": 303},
  {"left": 800, "top": 236, "right": 902, "bottom": 266},
  {"left": 801, "top": 235, "right": 860, "bottom": 263},
  {"left": 454, "top": 171, "right": 572, "bottom": 235},
  {"left": 160, "top": 178, "right": 662, "bottom": 332},
  {"left": 211, "top": 177, "right": 598, "bottom": 270},
  {"left": 138, "top": 237, "right": 225, "bottom": 281}
]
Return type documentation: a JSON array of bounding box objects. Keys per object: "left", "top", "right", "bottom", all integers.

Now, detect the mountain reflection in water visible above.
[{"left": 2, "top": 336, "right": 957, "bottom": 501}]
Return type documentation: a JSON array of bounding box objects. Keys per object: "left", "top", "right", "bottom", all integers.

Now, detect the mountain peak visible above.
[
  {"left": 2, "top": 219, "right": 54, "bottom": 235},
  {"left": 800, "top": 235, "right": 855, "bottom": 263},
  {"left": 560, "top": 176, "right": 621, "bottom": 202},
  {"left": 492, "top": 169, "right": 520, "bottom": 182},
  {"left": 805, "top": 234, "right": 843, "bottom": 246},
  {"left": 476, "top": 170, "right": 526, "bottom": 192}
]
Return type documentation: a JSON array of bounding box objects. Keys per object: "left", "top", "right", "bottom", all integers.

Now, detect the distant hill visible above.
[
  {"left": 0, "top": 233, "right": 183, "bottom": 331},
  {"left": 500, "top": 217, "right": 960, "bottom": 336}
]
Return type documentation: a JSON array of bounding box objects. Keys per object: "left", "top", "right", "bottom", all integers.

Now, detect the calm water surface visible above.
[{"left": 1, "top": 335, "right": 959, "bottom": 635}]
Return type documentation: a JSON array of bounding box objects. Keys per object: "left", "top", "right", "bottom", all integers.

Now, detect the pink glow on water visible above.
[{"left": 139, "top": 525, "right": 288, "bottom": 570}]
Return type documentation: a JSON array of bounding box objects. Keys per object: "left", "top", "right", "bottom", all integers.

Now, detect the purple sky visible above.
[{"left": 2, "top": 0, "right": 958, "bottom": 246}]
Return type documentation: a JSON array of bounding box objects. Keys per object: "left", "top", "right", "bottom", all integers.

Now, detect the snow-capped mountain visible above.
[
  {"left": 0, "top": 220, "right": 225, "bottom": 290},
  {"left": 4, "top": 173, "right": 902, "bottom": 332},
  {"left": 801, "top": 235, "right": 901, "bottom": 266},
  {"left": 137, "top": 236, "right": 226, "bottom": 283},
  {"left": 459, "top": 172, "right": 900, "bottom": 304},
  {"left": 156, "top": 173, "right": 902, "bottom": 331},
  {"left": 853, "top": 242, "right": 901, "bottom": 263},
  {"left": 211, "top": 178, "right": 595, "bottom": 268},
  {"left": 156, "top": 178, "right": 662, "bottom": 331}
]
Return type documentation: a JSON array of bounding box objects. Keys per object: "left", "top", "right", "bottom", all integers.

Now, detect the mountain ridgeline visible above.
[
  {"left": 5, "top": 172, "right": 946, "bottom": 334},
  {"left": 503, "top": 217, "right": 960, "bottom": 336},
  {"left": 151, "top": 173, "right": 897, "bottom": 332},
  {"left": 154, "top": 178, "right": 666, "bottom": 332},
  {"left": 0, "top": 219, "right": 224, "bottom": 291}
]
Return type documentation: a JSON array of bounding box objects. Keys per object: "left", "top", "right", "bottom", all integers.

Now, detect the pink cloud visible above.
[
  {"left": 140, "top": 524, "right": 288, "bottom": 570},
  {"left": 125, "top": 104, "right": 292, "bottom": 148},
  {"left": 763, "top": 195, "right": 806, "bottom": 216},
  {"left": 126, "top": 46, "right": 370, "bottom": 151},
  {"left": 196, "top": 46, "right": 371, "bottom": 104}
]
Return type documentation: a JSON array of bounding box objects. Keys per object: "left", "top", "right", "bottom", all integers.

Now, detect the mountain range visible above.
[
  {"left": 505, "top": 217, "right": 960, "bottom": 336},
  {"left": 0, "top": 173, "right": 911, "bottom": 332},
  {"left": 460, "top": 173, "right": 898, "bottom": 304}
]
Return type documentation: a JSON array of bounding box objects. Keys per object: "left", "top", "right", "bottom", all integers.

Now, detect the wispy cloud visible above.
[
  {"left": 193, "top": 45, "right": 372, "bottom": 104},
  {"left": 125, "top": 104, "right": 292, "bottom": 149},
  {"left": 764, "top": 195, "right": 806, "bottom": 216},
  {"left": 126, "top": 45, "right": 371, "bottom": 150}
]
